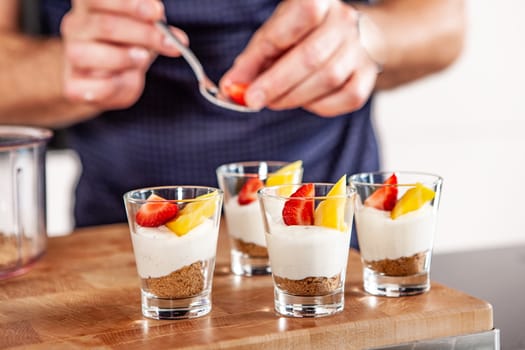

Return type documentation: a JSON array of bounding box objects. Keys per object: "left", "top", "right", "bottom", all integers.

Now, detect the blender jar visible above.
[{"left": 0, "top": 126, "right": 52, "bottom": 279}]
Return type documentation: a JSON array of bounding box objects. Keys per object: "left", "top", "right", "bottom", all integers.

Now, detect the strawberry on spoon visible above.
[{"left": 224, "top": 82, "right": 248, "bottom": 106}]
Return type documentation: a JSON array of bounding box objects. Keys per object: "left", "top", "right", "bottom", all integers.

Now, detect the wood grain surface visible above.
[{"left": 0, "top": 222, "right": 493, "bottom": 349}]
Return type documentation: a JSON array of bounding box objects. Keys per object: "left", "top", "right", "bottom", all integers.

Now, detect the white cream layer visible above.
[
  {"left": 224, "top": 197, "right": 266, "bottom": 247},
  {"left": 355, "top": 205, "right": 436, "bottom": 261},
  {"left": 130, "top": 219, "right": 218, "bottom": 278},
  {"left": 265, "top": 225, "right": 351, "bottom": 280}
]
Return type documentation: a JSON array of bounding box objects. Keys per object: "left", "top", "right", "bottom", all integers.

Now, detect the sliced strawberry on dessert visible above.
[
  {"left": 238, "top": 177, "right": 264, "bottom": 205},
  {"left": 282, "top": 183, "right": 315, "bottom": 226},
  {"left": 135, "top": 194, "right": 179, "bottom": 227},
  {"left": 364, "top": 173, "right": 398, "bottom": 211},
  {"left": 224, "top": 82, "right": 248, "bottom": 106}
]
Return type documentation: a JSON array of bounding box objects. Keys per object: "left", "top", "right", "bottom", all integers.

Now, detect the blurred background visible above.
[{"left": 46, "top": 0, "right": 525, "bottom": 254}]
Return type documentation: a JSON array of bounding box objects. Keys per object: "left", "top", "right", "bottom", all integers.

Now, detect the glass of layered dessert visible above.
[
  {"left": 349, "top": 171, "right": 443, "bottom": 297},
  {"left": 258, "top": 176, "right": 354, "bottom": 317},
  {"left": 216, "top": 161, "right": 302, "bottom": 276},
  {"left": 123, "top": 186, "right": 223, "bottom": 319}
]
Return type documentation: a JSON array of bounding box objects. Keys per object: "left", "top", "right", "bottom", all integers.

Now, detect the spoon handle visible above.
[{"left": 155, "top": 21, "right": 207, "bottom": 83}]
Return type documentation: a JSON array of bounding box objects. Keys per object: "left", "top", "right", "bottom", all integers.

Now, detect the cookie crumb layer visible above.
[
  {"left": 364, "top": 251, "right": 428, "bottom": 276},
  {"left": 143, "top": 261, "right": 204, "bottom": 298},
  {"left": 274, "top": 274, "right": 341, "bottom": 296},
  {"left": 231, "top": 238, "right": 268, "bottom": 257}
]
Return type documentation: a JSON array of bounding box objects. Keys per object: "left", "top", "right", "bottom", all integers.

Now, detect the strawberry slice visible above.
[
  {"left": 136, "top": 194, "right": 179, "bottom": 227},
  {"left": 364, "top": 173, "right": 398, "bottom": 211},
  {"left": 225, "top": 82, "right": 248, "bottom": 106},
  {"left": 282, "top": 183, "right": 315, "bottom": 226},
  {"left": 238, "top": 177, "right": 264, "bottom": 205}
]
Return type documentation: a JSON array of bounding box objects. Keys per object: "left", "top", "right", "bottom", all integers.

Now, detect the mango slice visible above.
[
  {"left": 314, "top": 175, "right": 348, "bottom": 232},
  {"left": 166, "top": 192, "right": 218, "bottom": 236},
  {"left": 390, "top": 183, "right": 435, "bottom": 220},
  {"left": 266, "top": 160, "right": 302, "bottom": 185}
]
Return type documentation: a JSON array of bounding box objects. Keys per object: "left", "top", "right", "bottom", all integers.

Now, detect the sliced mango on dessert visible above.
[
  {"left": 314, "top": 175, "right": 348, "bottom": 232},
  {"left": 266, "top": 160, "right": 302, "bottom": 186},
  {"left": 390, "top": 183, "right": 435, "bottom": 220},
  {"left": 166, "top": 192, "right": 218, "bottom": 236}
]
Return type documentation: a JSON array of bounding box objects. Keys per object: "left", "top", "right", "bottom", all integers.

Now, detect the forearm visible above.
[
  {"left": 0, "top": 33, "right": 100, "bottom": 127},
  {"left": 354, "top": 0, "right": 466, "bottom": 90}
]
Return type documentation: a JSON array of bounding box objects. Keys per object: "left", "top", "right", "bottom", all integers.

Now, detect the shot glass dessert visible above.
[
  {"left": 123, "top": 186, "right": 223, "bottom": 319},
  {"left": 349, "top": 171, "right": 443, "bottom": 297},
  {"left": 216, "top": 161, "right": 302, "bottom": 276},
  {"left": 258, "top": 176, "right": 354, "bottom": 317}
]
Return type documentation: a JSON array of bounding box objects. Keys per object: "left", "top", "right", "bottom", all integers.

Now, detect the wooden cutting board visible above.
[{"left": 0, "top": 222, "right": 493, "bottom": 349}]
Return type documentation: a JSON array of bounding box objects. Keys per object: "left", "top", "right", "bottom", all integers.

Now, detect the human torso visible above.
[{"left": 40, "top": 0, "right": 378, "bottom": 248}]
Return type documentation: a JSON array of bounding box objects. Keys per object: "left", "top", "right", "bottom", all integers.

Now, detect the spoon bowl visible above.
[{"left": 156, "top": 22, "right": 260, "bottom": 113}]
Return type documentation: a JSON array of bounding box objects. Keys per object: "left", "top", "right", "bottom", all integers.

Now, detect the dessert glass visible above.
[
  {"left": 349, "top": 171, "right": 443, "bottom": 297},
  {"left": 123, "top": 186, "right": 223, "bottom": 320},
  {"left": 216, "top": 161, "right": 303, "bottom": 276},
  {"left": 258, "top": 182, "right": 355, "bottom": 317}
]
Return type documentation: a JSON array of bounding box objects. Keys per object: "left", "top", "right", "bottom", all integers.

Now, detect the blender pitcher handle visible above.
[{"left": 12, "top": 164, "right": 23, "bottom": 268}]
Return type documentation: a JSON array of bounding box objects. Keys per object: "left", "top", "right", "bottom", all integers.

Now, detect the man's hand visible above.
[
  {"left": 61, "top": 0, "right": 187, "bottom": 110},
  {"left": 220, "top": 0, "right": 382, "bottom": 117}
]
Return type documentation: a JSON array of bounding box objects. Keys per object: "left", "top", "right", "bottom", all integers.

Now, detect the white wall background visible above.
[
  {"left": 374, "top": 0, "right": 525, "bottom": 253},
  {"left": 46, "top": 0, "right": 525, "bottom": 253}
]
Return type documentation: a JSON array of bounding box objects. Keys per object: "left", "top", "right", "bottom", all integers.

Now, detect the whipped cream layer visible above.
[
  {"left": 355, "top": 205, "right": 436, "bottom": 261},
  {"left": 266, "top": 225, "right": 351, "bottom": 280},
  {"left": 131, "top": 219, "right": 218, "bottom": 278},
  {"left": 224, "top": 197, "right": 266, "bottom": 247}
]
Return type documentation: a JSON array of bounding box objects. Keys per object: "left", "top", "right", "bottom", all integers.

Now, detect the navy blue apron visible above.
[{"left": 40, "top": 0, "right": 378, "bottom": 249}]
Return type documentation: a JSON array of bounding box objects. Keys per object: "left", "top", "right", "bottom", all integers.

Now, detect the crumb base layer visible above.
[
  {"left": 362, "top": 251, "right": 431, "bottom": 297},
  {"left": 230, "top": 238, "right": 270, "bottom": 276}
]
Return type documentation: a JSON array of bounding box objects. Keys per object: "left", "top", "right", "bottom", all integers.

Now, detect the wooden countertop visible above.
[{"left": 0, "top": 222, "right": 493, "bottom": 350}]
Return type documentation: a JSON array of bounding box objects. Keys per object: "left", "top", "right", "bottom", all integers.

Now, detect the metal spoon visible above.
[{"left": 156, "top": 22, "right": 260, "bottom": 113}]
